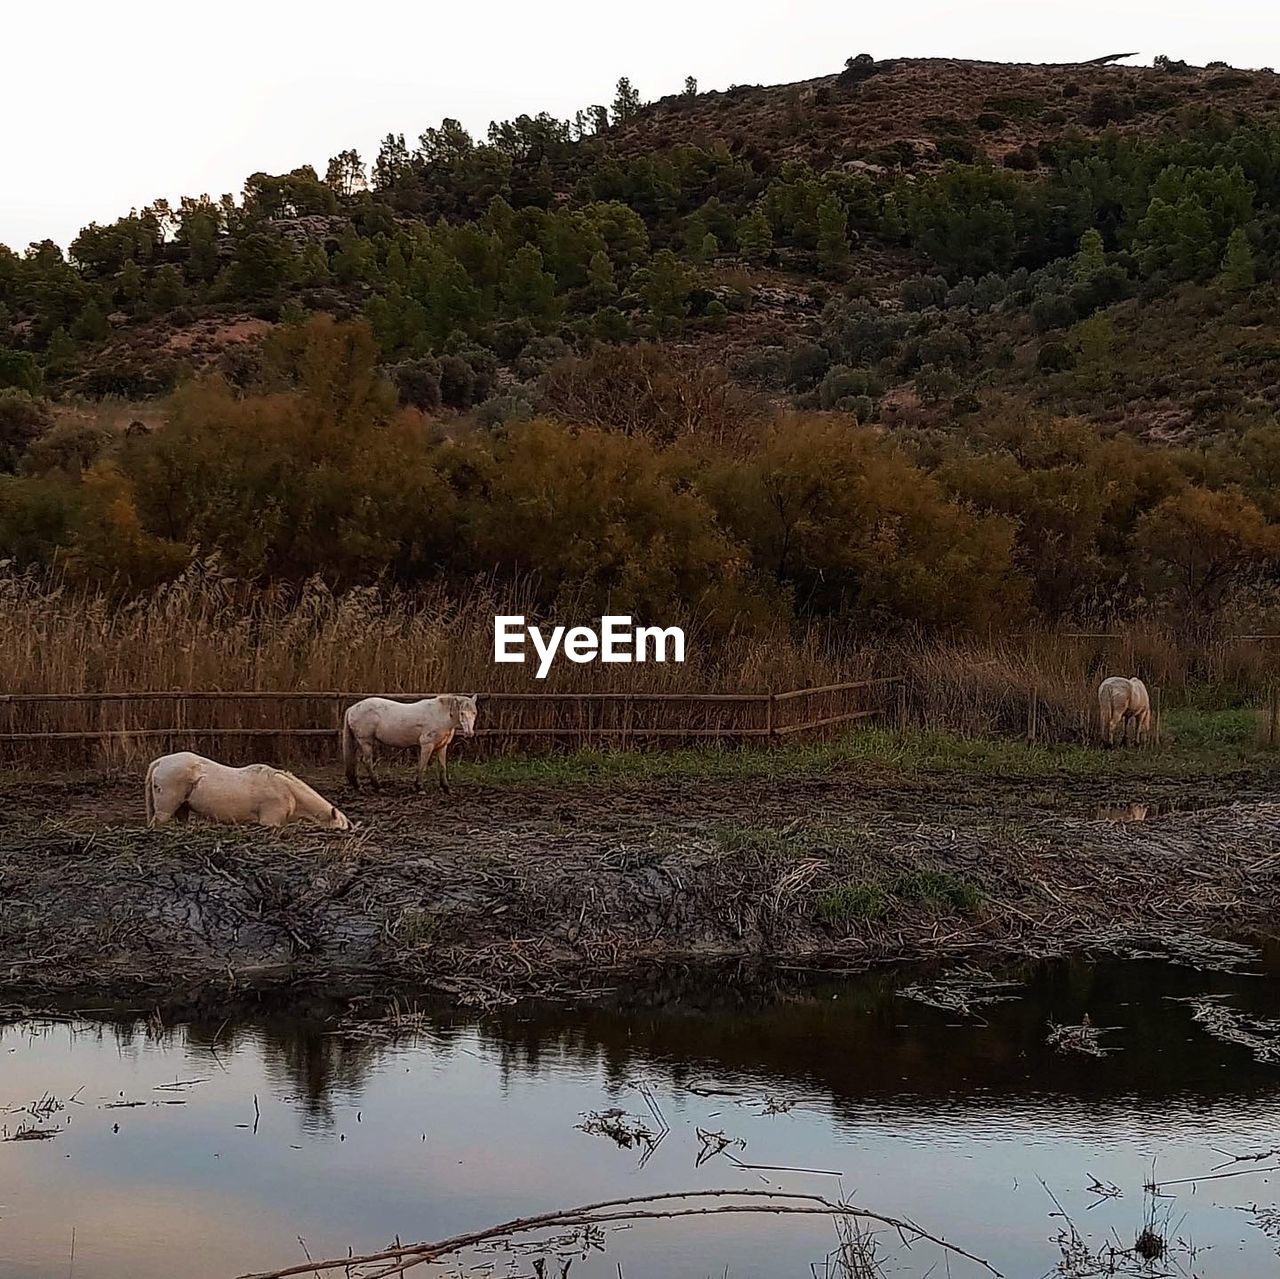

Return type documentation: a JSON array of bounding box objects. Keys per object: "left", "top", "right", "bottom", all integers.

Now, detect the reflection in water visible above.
[{"left": 2, "top": 956, "right": 1280, "bottom": 1278}]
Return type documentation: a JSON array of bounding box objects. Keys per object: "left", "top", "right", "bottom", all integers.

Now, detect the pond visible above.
[{"left": 4, "top": 953, "right": 1280, "bottom": 1278}]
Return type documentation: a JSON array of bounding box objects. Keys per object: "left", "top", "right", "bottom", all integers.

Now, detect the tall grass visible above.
[
  {"left": 1, "top": 563, "right": 1277, "bottom": 769},
  {"left": 0, "top": 562, "right": 854, "bottom": 695}
]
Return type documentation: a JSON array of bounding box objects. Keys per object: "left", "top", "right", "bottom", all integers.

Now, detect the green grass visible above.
[
  {"left": 449, "top": 710, "right": 1276, "bottom": 790},
  {"left": 714, "top": 823, "right": 872, "bottom": 858},
  {"left": 817, "top": 881, "right": 887, "bottom": 922},
  {"left": 815, "top": 870, "right": 982, "bottom": 924},
  {"left": 392, "top": 905, "right": 442, "bottom": 949}
]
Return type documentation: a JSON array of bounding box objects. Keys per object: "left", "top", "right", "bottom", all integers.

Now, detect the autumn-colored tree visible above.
[
  {"left": 62, "top": 462, "right": 189, "bottom": 590},
  {"left": 706, "top": 416, "right": 1026, "bottom": 628},
  {"left": 1136, "top": 486, "right": 1277, "bottom": 614},
  {"left": 119, "top": 320, "right": 450, "bottom": 583},
  {"left": 459, "top": 418, "right": 757, "bottom": 621},
  {"left": 540, "top": 344, "right": 761, "bottom": 447}
]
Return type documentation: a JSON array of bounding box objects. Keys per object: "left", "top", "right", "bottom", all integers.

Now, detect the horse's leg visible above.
[
  {"left": 436, "top": 741, "right": 452, "bottom": 794},
  {"left": 360, "top": 740, "right": 381, "bottom": 793},
  {"left": 256, "top": 790, "right": 295, "bottom": 827},
  {"left": 417, "top": 739, "right": 436, "bottom": 792}
]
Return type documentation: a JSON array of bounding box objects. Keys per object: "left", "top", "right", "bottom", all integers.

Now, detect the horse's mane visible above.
[{"left": 277, "top": 769, "right": 329, "bottom": 805}]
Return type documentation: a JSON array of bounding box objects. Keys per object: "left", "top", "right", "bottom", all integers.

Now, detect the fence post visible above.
[
  {"left": 1151, "top": 686, "right": 1162, "bottom": 749},
  {"left": 1267, "top": 684, "right": 1279, "bottom": 750},
  {"left": 766, "top": 691, "right": 776, "bottom": 743},
  {"left": 896, "top": 679, "right": 908, "bottom": 735},
  {"left": 1027, "top": 688, "right": 1038, "bottom": 746}
]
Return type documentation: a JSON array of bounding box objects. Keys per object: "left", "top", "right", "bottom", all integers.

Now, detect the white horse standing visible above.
[
  {"left": 342, "top": 694, "right": 478, "bottom": 792},
  {"left": 1098, "top": 676, "right": 1152, "bottom": 748},
  {"left": 146, "top": 752, "right": 351, "bottom": 829}
]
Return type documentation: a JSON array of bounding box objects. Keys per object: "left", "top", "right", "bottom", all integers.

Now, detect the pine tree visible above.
[
  {"left": 324, "top": 149, "right": 367, "bottom": 197},
  {"left": 585, "top": 250, "right": 618, "bottom": 304},
  {"left": 383, "top": 242, "right": 410, "bottom": 287},
  {"left": 684, "top": 76, "right": 698, "bottom": 97},
  {"left": 72, "top": 300, "right": 110, "bottom": 342},
  {"left": 298, "top": 243, "right": 332, "bottom": 287},
  {"left": 501, "top": 245, "right": 559, "bottom": 327},
  {"left": 611, "top": 77, "right": 641, "bottom": 126},
  {"left": 1220, "top": 227, "right": 1256, "bottom": 291},
  {"left": 332, "top": 229, "right": 377, "bottom": 285},
  {"left": 1073, "top": 228, "right": 1106, "bottom": 283},
  {"left": 46, "top": 327, "right": 77, "bottom": 371},
  {"left": 116, "top": 259, "right": 143, "bottom": 305},
  {"left": 636, "top": 250, "right": 690, "bottom": 333},
  {"left": 816, "top": 196, "right": 849, "bottom": 273},
  {"left": 737, "top": 209, "right": 773, "bottom": 264},
  {"left": 880, "top": 194, "right": 906, "bottom": 242},
  {"left": 148, "top": 265, "right": 188, "bottom": 312}
]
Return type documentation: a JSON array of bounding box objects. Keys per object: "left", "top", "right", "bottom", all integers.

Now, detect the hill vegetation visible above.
[{"left": 4, "top": 54, "right": 1280, "bottom": 635}]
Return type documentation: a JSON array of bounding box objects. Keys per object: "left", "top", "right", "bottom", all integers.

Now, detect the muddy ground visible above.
[{"left": 2, "top": 764, "right": 1278, "bottom": 1011}]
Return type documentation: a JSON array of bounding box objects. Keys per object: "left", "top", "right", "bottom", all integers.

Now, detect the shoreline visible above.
[{"left": 2, "top": 763, "right": 1278, "bottom": 1012}]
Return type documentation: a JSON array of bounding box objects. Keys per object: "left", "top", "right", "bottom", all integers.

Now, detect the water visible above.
[{"left": 3, "top": 956, "right": 1280, "bottom": 1278}]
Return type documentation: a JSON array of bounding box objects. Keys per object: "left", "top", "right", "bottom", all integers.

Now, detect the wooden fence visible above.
[{"left": 0, "top": 678, "right": 905, "bottom": 769}]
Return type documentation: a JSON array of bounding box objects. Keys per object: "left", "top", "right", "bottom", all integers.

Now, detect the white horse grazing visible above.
[
  {"left": 145, "top": 752, "right": 351, "bottom": 829},
  {"left": 1098, "top": 676, "right": 1152, "bottom": 748},
  {"left": 342, "top": 694, "right": 478, "bottom": 792}
]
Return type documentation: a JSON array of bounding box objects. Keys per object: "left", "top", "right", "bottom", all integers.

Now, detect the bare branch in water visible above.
[{"left": 236, "top": 1189, "right": 1003, "bottom": 1279}]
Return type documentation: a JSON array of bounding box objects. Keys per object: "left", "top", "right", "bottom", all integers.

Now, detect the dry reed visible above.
[{"left": 2, "top": 562, "right": 1278, "bottom": 769}]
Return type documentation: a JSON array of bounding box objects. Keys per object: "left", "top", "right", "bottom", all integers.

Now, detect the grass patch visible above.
[
  {"left": 817, "top": 881, "right": 887, "bottom": 922},
  {"left": 891, "top": 870, "right": 983, "bottom": 911},
  {"left": 392, "top": 906, "right": 442, "bottom": 949},
  {"left": 714, "top": 823, "right": 872, "bottom": 858},
  {"left": 451, "top": 712, "right": 1278, "bottom": 791},
  {"left": 816, "top": 869, "right": 983, "bottom": 923},
  {"left": 1160, "top": 707, "right": 1260, "bottom": 753}
]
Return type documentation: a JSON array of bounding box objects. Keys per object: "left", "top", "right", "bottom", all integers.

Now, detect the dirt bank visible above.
[{"left": 2, "top": 766, "right": 1278, "bottom": 1009}]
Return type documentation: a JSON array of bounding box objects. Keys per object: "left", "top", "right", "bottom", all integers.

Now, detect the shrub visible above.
[
  {"left": 785, "top": 343, "right": 831, "bottom": 390},
  {"left": 0, "top": 391, "right": 54, "bottom": 472},
  {"left": 1036, "top": 342, "right": 1075, "bottom": 372},
  {"left": 899, "top": 274, "right": 948, "bottom": 310},
  {"left": 817, "top": 365, "right": 876, "bottom": 409},
  {"left": 393, "top": 358, "right": 443, "bottom": 411}
]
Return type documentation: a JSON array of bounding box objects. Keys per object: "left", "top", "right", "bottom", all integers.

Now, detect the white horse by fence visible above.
[
  {"left": 342, "top": 694, "right": 478, "bottom": 792},
  {"left": 1097, "top": 676, "right": 1152, "bottom": 748},
  {"left": 145, "top": 751, "right": 351, "bottom": 829}
]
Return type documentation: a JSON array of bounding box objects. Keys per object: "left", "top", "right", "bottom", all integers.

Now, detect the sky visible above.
[{"left": 4, "top": 0, "right": 1279, "bottom": 253}]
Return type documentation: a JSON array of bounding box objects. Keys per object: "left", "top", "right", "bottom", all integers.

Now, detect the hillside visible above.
[
  {"left": 3, "top": 54, "right": 1280, "bottom": 629},
  {"left": 616, "top": 56, "right": 1280, "bottom": 170}
]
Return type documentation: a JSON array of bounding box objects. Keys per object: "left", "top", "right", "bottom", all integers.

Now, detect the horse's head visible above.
[{"left": 451, "top": 694, "right": 478, "bottom": 738}]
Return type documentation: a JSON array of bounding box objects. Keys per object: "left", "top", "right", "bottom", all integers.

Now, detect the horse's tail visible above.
[
  {"left": 144, "top": 759, "right": 157, "bottom": 825},
  {"left": 342, "top": 711, "right": 359, "bottom": 786}
]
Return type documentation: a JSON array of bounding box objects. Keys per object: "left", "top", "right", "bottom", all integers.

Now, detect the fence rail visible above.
[{"left": 0, "top": 679, "right": 903, "bottom": 768}]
